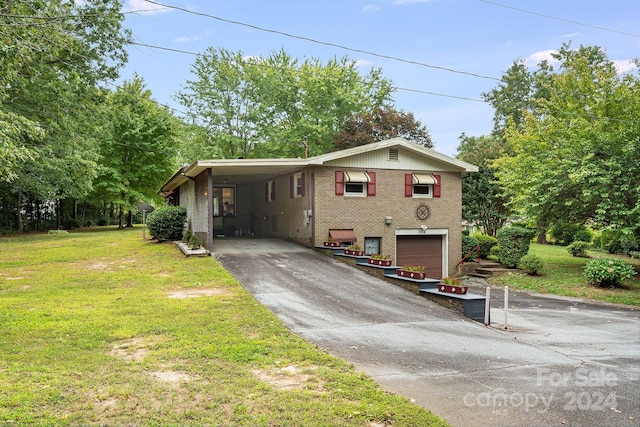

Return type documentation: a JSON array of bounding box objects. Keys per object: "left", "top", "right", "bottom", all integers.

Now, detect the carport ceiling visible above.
[{"left": 184, "top": 159, "right": 309, "bottom": 185}]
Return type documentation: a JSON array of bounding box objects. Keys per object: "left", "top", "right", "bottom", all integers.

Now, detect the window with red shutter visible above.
[{"left": 367, "top": 171, "right": 376, "bottom": 196}]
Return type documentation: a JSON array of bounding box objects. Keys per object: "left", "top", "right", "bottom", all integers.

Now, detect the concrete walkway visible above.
[{"left": 212, "top": 238, "right": 640, "bottom": 427}]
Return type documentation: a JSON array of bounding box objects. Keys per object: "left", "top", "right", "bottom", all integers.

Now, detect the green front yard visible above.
[
  {"left": 488, "top": 243, "right": 640, "bottom": 306},
  {"left": 0, "top": 228, "right": 446, "bottom": 426}
]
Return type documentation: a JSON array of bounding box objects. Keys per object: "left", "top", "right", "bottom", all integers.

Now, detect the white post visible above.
[
  {"left": 142, "top": 210, "right": 146, "bottom": 240},
  {"left": 504, "top": 286, "right": 509, "bottom": 330},
  {"left": 484, "top": 287, "right": 491, "bottom": 326}
]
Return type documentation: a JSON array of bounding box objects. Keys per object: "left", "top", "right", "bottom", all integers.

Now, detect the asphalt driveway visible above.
[{"left": 213, "top": 238, "right": 640, "bottom": 427}]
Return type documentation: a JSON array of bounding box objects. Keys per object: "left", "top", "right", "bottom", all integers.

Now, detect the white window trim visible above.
[{"left": 412, "top": 184, "right": 433, "bottom": 198}]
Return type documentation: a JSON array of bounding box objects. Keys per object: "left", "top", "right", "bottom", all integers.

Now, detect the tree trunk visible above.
[
  {"left": 536, "top": 222, "right": 548, "bottom": 244},
  {"left": 126, "top": 210, "right": 133, "bottom": 228},
  {"left": 17, "top": 192, "right": 23, "bottom": 234}
]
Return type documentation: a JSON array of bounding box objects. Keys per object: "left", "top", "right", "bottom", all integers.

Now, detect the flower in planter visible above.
[
  {"left": 442, "top": 277, "right": 462, "bottom": 286},
  {"left": 345, "top": 244, "right": 362, "bottom": 251},
  {"left": 370, "top": 254, "right": 391, "bottom": 260},
  {"left": 401, "top": 265, "right": 425, "bottom": 273}
]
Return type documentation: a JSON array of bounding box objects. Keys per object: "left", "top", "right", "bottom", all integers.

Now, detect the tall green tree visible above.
[
  {"left": 456, "top": 134, "right": 510, "bottom": 236},
  {"left": 495, "top": 44, "right": 640, "bottom": 238},
  {"left": 333, "top": 107, "right": 432, "bottom": 149},
  {"left": 176, "top": 48, "right": 393, "bottom": 159},
  {"left": 91, "top": 77, "right": 179, "bottom": 228},
  {"left": 0, "top": 0, "right": 130, "bottom": 231}
]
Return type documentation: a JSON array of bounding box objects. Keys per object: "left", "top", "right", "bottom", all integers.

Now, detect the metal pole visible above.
[
  {"left": 142, "top": 210, "right": 146, "bottom": 240},
  {"left": 484, "top": 287, "right": 490, "bottom": 326},
  {"left": 504, "top": 286, "right": 509, "bottom": 330}
]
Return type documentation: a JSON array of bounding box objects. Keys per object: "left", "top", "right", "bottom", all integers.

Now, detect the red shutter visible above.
[
  {"left": 335, "top": 171, "right": 344, "bottom": 195},
  {"left": 300, "top": 173, "right": 305, "bottom": 197},
  {"left": 404, "top": 173, "right": 413, "bottom": 197},
  {"left": 367, "top": 171, "right": 376, "bottom": 196},
  {"left": 265, "top": 182, "right": 268, "bottom": 202},
  {"left": 290, "top": 175, "right": 294, "bottom": 198},
  {"left": 433, "top": 174, "right": 441, "bottom": 198}
]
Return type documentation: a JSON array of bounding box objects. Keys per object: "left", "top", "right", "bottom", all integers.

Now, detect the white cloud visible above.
[
  {"left": 561, "top": 32, "right": 581, "bottom": 39},
  {"left": 362, "top": 4, "right": 381, "bottom": 12},
  {"left": 174, "top": 35, "right": 200, "bottom": 43},
  {"left": 123, "top": 0, "right": 171, "bottom": 15},
  {"left": 524, "top": 50, "right": 559, "bottom": 67}
]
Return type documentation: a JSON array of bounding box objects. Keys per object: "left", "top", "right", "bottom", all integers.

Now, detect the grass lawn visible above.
[
  {"left": 0, "top": 227, "right": 447, "bottom": 427},
  {"left": 488, "top": 243, "right": 640, "bottom": 306}
]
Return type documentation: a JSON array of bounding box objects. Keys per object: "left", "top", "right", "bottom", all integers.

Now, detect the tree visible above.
[
  {"left": 456, "top": 134, "right": 510, "bottom": 236},
  {"left": 91, "top": 77, "right": 179, "bottom": 228},
  {"left": 0, "top": 0, "right": 130, "bottom": 182},
  {"left": 0, "top": 0, "right": 131, "bottom": 231},
  {"left": 332, "top": 107, "right": 432, "bottom": 149},
  {"left": 176, "top": 48, "right": 393, "bottom": 159},
  {"left": 494, "top": 44, "right": 640, "bottom": 239}
]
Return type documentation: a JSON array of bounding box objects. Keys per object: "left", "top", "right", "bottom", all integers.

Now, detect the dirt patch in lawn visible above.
[
  {"left": 109, "top": 337, "right": 149, "bottom": 362},
  {"left": 253, "top": 365, "right": 325, "bottom": 392},
  {"left": 167, "top": 288, "right": 231, "bottom": 299}
]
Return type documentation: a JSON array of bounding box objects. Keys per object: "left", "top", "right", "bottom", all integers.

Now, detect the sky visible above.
[{"left": 117, "top": 0, "right": 640, "bottom": 156}]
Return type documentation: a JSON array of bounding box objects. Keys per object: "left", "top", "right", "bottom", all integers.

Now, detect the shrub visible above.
[
  {"left": 601, "top": 230, "right": 639, "bottom": 255},
  {"left": 474, "top": 234, "right": 498, "bottom": 258},
  {"left": 518, "top": 254, "right": 544, "bottom": 275},
  {"left": 567, "top": 241, "right": 590, "bottom": 258},
  {"left": 583, "top": 258, "right": 637, "bottom": 288},
  {"left": 188, "top": 234, "right": 201, "bottom": 250},
  {"left": 462, "top": 235, "right": 480, "bottom": 258},
  {"left": 550, "top": 222, "right": 590, "bottom": 245},
  {"left": 489, "top": 245, "right": 500, "bottom": 260},
  {"left": 97, "top": 218, "right": 110, "bottom": 226},
  {"left": 47, "top": 229, "right": 69, "bottom": 235},
  {"left": 496, "top": 226, "right": 535, "bottom": 268},
  {"left": 575, "top": 229, "right": 593, "bottom": 244},
  {"left": 146, "top": 206, "right": 186, "bottom": 241},
  {"left": 182, "top": 228, "right": 193, "bottom": 243}
]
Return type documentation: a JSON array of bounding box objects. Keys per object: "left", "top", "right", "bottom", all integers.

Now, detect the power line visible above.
[
  {"left": 142, "top": 0, "right": 500, "bottom": 82},
  {"left": 479, "top": 0, "right": 640, "bottom": 39}
]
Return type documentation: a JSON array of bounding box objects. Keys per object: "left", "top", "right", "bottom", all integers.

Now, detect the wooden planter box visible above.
[
  {"left": 344, "top": 249, "right": 364, "bottom": 256},
  {"left": 323, "top": 241, "right": 341, "bottom": 247},
  {"left": 368, "top": 258, "right": 392, "bottom": 266},
  {"left": 397, "top": 269, "right": 426, "bottom": 280},
  {"left": 438, "top": 284, "right": 469, "bottom": 294}
]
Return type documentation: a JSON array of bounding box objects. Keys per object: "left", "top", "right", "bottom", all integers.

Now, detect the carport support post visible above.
[
  {"left": 207, "top": 168, "right": 214, "bottom": 251},
  {"left": 504, "top": 286, "right": 509, "bottom": 330},
  {"left": 484, "top": 287, "right": 490, "bottom": 326}
]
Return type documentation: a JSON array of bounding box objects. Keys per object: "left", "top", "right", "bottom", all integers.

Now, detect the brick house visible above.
[{"left": 159, "top": 137, "right": 478, "bottom": 279}]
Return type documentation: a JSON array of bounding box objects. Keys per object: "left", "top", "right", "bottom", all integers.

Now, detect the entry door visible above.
[{"left": 396, "top": 235, "right": 443, "bottom": 279}]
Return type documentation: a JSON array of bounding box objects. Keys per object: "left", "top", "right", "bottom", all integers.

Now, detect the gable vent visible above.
[{"left": 388, "top": 148, "right": 399, "bottom": 161}]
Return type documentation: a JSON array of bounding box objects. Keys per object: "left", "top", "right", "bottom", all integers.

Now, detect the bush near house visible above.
[
  {"left": 583, "top": 258, "right": 637, "bottom": 288},
  {"left": 567, "top": 241, "right": 590, "bottom": 258},
  {"left": 462, "top": 235, "right": 479, "bottom": 257},
  {"left": 146, "top": 206, "right": 186, "bottom": 241},
  {"left": 474, "top": 234, "right": 498, "bottom": 258},
  {"left": 496, "top": 226, "right": 535, "bottom": 268},
  {"left": 518, "top": 254, "right": 544, "bottom": 275}
]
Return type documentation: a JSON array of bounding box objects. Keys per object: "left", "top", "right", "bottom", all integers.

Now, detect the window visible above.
[
  {"left": 212, "top": 186, "right": 235, "bottom": 217},
  {"left": 405, "top": 173, "right": 441, "bottom": 198},
  {"left": 290, "top": 172, "right": 305, "bottom": 198},
  {"left": 265, "top": 180, "right": 275, "bottom": 202},
  {"left": 335, "top": 170, "right": 376, "bottom": 197}
]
